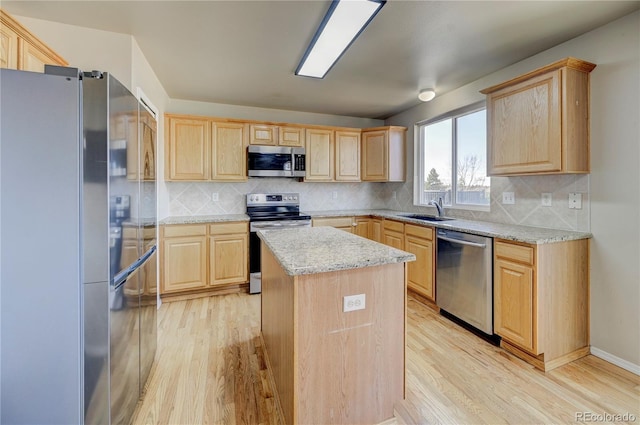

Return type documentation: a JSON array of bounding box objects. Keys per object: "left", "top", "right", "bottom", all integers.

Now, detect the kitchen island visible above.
[{"left": 258, "top": 227, "right": 415, "bottom": 425}]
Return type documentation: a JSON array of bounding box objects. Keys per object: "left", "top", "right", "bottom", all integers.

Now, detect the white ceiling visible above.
[{"left": 4, "top": 1, "right": 639, "bottom": 119}]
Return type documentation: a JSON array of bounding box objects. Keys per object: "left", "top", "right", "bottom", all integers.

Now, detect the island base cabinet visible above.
[
  {"left": 261, "top": 245, "right": 405, "bottom": 425},
  {"left": 494, "top": 239, "right": 590, "bottom": 371}
]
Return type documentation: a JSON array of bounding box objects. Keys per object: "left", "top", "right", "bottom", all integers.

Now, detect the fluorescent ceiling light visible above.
[{"left": 296, "top": 0, "right": 386, "bottom": 79}]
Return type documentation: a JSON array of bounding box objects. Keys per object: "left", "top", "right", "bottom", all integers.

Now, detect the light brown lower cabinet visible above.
[
  {"left": 370, "top": 218, "right": 383, "bottom": 243},
  {"left": 404, "top": 224, "right": 435, "bottom": 301},
  {"left": 383, "top": 219, "right": 404, "bottom": 250},
  {"left": 493, "top": 238, "right": 590, "bottom": 371},
  {"left": 161, "top": 222, "right": 248, "bottom": 297},
  {"left": 312, "top": 216, "right": 355, "bottom": 233},
  {"left": 353, "top": 216, "right": 370, "bottom": 238},
  {"left": 208, "top": 223, "right": 248, "bottom": 286}
]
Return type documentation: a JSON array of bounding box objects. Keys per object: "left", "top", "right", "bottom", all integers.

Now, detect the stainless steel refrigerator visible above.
[{"left": 0, "top": 66, "right": 157, "bottom": 425}]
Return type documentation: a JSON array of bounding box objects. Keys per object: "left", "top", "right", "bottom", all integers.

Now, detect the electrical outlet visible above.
[
  {"left": 343, "top": 294, "right": 365, "bottom": 312},
  {"left": 541, "top": 193, "right": 552, "bottom": 206},
  {"left": 392, "top": 191, "right": 397, "bottom": 199},
  {"left": 331, "top": 191, "right": 338, "bottom": 200},
  {"left": 212, "top": 192, "right": 219, "bottom": 202},
  {"left": 502, "top": 192, "right": 515, "bottom": 205},
  {"left": 568, "top": 192, "right": 582, "bottom": 209}
]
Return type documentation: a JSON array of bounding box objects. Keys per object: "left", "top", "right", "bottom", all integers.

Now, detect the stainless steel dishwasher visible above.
[{"left": 436, "top": 229, "right": 494, "bottom": 335}]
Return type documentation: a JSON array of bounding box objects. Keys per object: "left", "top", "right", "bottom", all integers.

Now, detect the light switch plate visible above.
[
  {"left": 502, "top": 192, "right": 515, "bottom": 205},
  {"left": 568, "top": 193, "right": 582, "bottom": 209},
  {"left": 541, "top": 193, "right": 552, "bottom": 206}
]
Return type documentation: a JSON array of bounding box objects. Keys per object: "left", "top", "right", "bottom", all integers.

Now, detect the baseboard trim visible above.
[{"left": 590, "top": 346, "right": 640, "bottom": 376}]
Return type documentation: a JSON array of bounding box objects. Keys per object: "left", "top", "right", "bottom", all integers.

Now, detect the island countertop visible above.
[{"left": 257, "top": 226, "right": 415, "bottom": 276}]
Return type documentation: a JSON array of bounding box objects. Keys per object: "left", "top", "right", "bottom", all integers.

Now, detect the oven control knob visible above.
[{"left": 293, "top": 196, "right": 297, "bottom": 200}]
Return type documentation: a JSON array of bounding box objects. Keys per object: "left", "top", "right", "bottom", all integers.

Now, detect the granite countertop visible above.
[
  {"left": 160, "top": 214, "right": 249, "bottom": 225},
  {"left": 258, "top": 226, "right": 416, "bottom": 276},
  {"left": 305, "top": 209, "right": 592, "bottom": 244}
]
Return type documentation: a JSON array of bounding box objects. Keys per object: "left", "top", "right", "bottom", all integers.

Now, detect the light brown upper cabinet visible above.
[
  {"left": 278, "top": 126, "right": 305, "bottom": 147},
  {"left": 211, "top": 122, "right": 248, "bottom": 181},
  {"left": 361, "top": 126, "right": 406, "bottom": 182},
  {"left": 165, "top": 115, "right": 210, "bottom": 180},
  {"left": 249, "top": 124, "right": 278, "bottom": 145},
  {"left": 305, "top": 128, "right": 334, "bottom": 181},
  {"left": 249, "top": 124, "right": 305, "bottom": 147},
  {"left": 481, "top": 57, "right": 596, "bottom": 176},
  {"left": 305, "top": 128, "right": 362, "bottom": 182},
  {"left": 335, "top": 130, "right": 361, "bottom": 181},
  {"left": 165, "top": 114, "right": 247, "bottom": 181},
  {"left": 0, "top": 9, "right": 67, "bottom": 72}
]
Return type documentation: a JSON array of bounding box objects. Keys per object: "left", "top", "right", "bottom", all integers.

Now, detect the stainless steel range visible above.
[{"left": 247, "top": 193, "right": 311, "bottom": 294}]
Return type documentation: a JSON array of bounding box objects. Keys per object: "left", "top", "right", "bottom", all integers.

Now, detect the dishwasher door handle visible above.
[{"left": 438, "top": 235, "right": 487, "bottom": 248}]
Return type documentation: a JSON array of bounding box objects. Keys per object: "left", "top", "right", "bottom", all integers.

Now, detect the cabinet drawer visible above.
[
  {"left": 495, "top": 240, "right": 534, "bottom": 265},
  {"left": 313, "top": 217, "right": 353, "bottom": 228},
  {"left": 162, "top": 224, "right": 207, "bottom": 238},
  {"left": 405, "top": 224, "right": 433, "bottom": 240},
  {"left": 209, "top": 222, "right": 248, "bottom": 235},
  {"left": 383, "top": 219, "right": 404, "bottom": 233}
]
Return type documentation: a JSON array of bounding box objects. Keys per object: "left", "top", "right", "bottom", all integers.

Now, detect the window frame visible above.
[{"left": 413, "top": 101, "right": 490, "bottom": 212}]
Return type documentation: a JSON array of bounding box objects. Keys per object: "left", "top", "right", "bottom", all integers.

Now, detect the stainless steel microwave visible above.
[{"left": 248, "top": 145, "right": 306, "bottom": 177}]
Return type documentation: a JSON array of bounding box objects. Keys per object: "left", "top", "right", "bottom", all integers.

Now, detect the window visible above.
[{"left": 416, "top": 106, "right": 490, "bottom": 210}]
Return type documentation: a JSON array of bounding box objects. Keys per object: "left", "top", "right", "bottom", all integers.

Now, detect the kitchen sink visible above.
[{"left": 400, "top": 214, "right": 454, "bottom": 222}]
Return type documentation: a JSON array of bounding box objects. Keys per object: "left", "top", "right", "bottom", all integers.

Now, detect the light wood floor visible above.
[{"left": 132, "top": 293, "right": 639, "bottom": 425}]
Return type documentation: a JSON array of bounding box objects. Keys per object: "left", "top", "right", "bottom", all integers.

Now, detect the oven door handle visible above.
[
  {"left": 252, "top": 222, "right": 284, "bottom": 230},
  {"left": 283, "top": 221, "right": 311, "bottom": 227}
]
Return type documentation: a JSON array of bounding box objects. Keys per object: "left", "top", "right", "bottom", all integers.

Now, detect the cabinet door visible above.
[
  {"left": 249, "top": 124, "right": 277, "bottom": 145},
  {"left": 370, "top": 219, "right": 382, "bottom": 242},
  {"left": 305, "top": 128, "right": 334, "bottom": 181},
  {"left": 19, "top": 38, "right": 65, "bottom": 72},
  {"left": 144, "top": 240, "right": 157, "bottom": 296},
  {"left": 140, "top": 116, "right": 156, "bottom": 181},
  {"left": 487, "top": 71, "right": 561, "bottom": 175},
  {"left": 0, "top": 23, "right": 18, "bottom": 69},
  {"left": 362, "top": 130, "right": 388, "bottom": 181},
  {"left": 354, "top": 218, "right": 369, "bottom": 238},
  {"left": 405, "top": 236, "right": 434, "bottom": 301},
  {"left": 383, "top": 230, "right": 404, "bottom": 250},
  {"left": 279, "top": 126, "right": 305, "bottom": 147},
  {"left": 494, "top": 258, "right": 537, "bottom": 353},
  {"left": 335, "top": 130, "right": 361, "bottom": 181},
  {"left": 313, "top": 217, "right": 354, "bottom": 233},
  {"left": 211, "top": 122, "right": 247, "bottom": 181},
  {"left": 209, "top": 234, "right": 248, "bottom": 286},
  {"left": 162, "top": 236, "right": 207, "bottom": 293},
  {"left": 167, "top": 117, "right": 210, "bottom": 180}
]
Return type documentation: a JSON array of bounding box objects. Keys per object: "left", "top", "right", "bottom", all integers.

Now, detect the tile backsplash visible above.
[
  {"left": 382, "top": 174, "right": 590, "bottom": 232},
  {"left": 167, "top": 179, "right": 387, "bottom": 215},
  {"left": 167, "top": 174, "right": 590, "bottom": 232}
]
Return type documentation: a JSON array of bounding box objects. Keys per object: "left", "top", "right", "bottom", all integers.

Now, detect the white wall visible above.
[
  {"left": 15, "top": 15, "right": 133, "bottom": 89},
  {"left": 15, "top": 16, "right": 172, "bottom": 219},
  {"left": 386, "top": 11, "right": 640, "bottom": 370}
]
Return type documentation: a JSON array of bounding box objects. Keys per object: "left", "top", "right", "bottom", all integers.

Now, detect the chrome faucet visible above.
[{"left": 429, "top": 197, "right": 444, "bottom": 217}]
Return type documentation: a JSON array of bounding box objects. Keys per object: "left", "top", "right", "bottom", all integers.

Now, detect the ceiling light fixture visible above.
[
  {"left": 418, "top": 88, "right": 436, "bottom": 102},
  {"left": 295, "top": 0, "right": 386, "bottom": 79}
]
